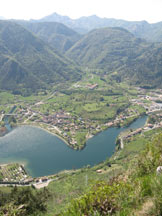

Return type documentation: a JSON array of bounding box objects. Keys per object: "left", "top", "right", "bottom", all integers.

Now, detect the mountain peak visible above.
[
  {"left": 40, "top": 12, "right": 71, "bottom": 22},
  {"left": 37, "top": 12, "right": 160, "bottom": 37}
]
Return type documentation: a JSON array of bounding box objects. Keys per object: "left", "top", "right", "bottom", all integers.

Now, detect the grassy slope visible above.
[
  {"left": 41, "top": 128, "right": 162, "bottom": 215},
  {"left": 60, "top": 128, "right": 162, "bottom": 215}
]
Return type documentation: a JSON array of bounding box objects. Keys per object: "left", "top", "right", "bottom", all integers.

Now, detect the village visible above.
[
  {"left": 0, "top": 88, "right": 162, "bottom": 149},
  {"left": 130, "top": 88, "right": 162, "bottom": 114},
  {"left": 115, "top": 87, "right": 162, "bottom": 149},
  {"left": 14, "top": 107, "right": 96, "bottom": 148}
]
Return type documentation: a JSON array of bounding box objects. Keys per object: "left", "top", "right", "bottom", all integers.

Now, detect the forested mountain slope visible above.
[
  {"left": 0, "top": 21, "right": 81, "bottom": 95},
  {"left": 17, "top": 21, "right": 81, "bottom": 53},
  {"left": 66, "top": 27, "right": 162, "bottom": 87}
]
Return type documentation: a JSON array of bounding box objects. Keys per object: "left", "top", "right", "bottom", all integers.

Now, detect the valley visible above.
[{"left": 0, "top": 14, "right": 161, "bottom": 216}]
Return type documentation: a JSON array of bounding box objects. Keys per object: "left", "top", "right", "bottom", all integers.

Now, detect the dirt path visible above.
[{"left": 134, "top": 199, "right": 153, "bottom": 216}]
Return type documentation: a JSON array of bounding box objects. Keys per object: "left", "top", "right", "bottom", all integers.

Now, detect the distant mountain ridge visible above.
[{"left": 38, "top": 13, "right": 162, "bottom": 42}]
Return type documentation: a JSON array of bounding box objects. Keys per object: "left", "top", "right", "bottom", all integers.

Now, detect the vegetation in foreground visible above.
[
  {"left": 0, "top": 186, "right": 51, "bottom": 216},
  {"left": 61, "top": 132, "right": 162, "bottom": 216}
]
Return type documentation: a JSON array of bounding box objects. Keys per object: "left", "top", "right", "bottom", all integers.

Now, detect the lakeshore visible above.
[
  {"left": 0, "top": 87, "right": 161, "bottom": 178},
  {"left": 0, "top": 115, "right": 147, "bottom": 178},
  {"left": 20, "top": 123, "right": 70, "bottom": 147},
  {"left": 11, "top": 114, "right": 144, "bottom": 151}
]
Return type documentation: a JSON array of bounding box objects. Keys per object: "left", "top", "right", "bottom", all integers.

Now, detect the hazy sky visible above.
[{"left": 0, "top": 0, "right": 162, "bottom": 23}]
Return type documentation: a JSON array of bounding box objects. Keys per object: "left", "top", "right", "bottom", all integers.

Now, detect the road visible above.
[
  {"left": 24, "top": 112, "right": 36, "bottom": 123},
  {"left": 0, "top": 178, "right": 56, "bottom": 189},
  {"left": 120, "top": 137, "right": 124, "bottom": 149},
  {"left": 0, "top": 114, "right": 4, "bottom": 122}
]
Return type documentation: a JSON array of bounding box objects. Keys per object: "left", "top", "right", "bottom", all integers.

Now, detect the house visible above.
[
  {"left": 88, "top": 84, "right": 98, "bottom": 90},
  {"left": 96, "top": 169, "right": 102, "bottom": 173}
]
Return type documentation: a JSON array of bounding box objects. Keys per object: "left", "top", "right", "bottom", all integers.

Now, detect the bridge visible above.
[{"left": 0, "top": 114, "right": 17, "bottom": 122}]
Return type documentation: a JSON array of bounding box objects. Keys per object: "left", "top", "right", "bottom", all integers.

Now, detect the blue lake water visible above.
[{"left": 0, "top": 115, "right": 147, "bottom": 177}]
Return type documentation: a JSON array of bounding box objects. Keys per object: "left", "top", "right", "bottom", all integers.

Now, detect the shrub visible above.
[
  {"left": 150, "top": 175, "right": 162, "bottom": 216},
  {"left": 137, "top": 133, "right": 162, "bottom": 177},
  {"left": 61, "top": 179, "right": 134, "bottom": 216}
]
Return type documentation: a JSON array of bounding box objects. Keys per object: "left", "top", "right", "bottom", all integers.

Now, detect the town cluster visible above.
[
  {"left": 0, "top": 88, "right": 162, "bottom": 149},
  {"left": 12, "top": 107, "right": 99, "bottom": 148}
]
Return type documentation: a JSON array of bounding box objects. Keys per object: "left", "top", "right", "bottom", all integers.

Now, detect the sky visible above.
[{"left": 0, "top": 0, "right": 162, "bottom": 23}]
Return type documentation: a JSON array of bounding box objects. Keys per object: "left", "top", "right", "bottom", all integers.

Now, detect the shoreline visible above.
[
  {"left": 19, "top": 123, "right": 70, "bottom": 147},
  {"left": 0, "top": 113, "right": 148, "bottom": 151},
  {"left": 1, "top": 114, "right": 146, "bottom": 149},
  {"left": 19, "top": 122, "right": 96, "bottom": 150}
]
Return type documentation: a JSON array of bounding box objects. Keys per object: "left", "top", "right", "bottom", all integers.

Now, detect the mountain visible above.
[
  {"left": 0, "top": 19, "right": 161, "bottom": 92},
  {"left": 38, "top": 13, "right": 162, "bottom": 42},
  {"left": 141, "top": 21, "right": 162, "bottom": 42},
  {"left": 0, "top": 21, "right": 81, "bottom": 95},
  {"left": 17, "top": 21, "right": 81, "bottom": 53},
  {"left": 66, "top": 27, "right": 162, "bottom": 87},
  {"left": 38, "top": 13, "right": 72, "bottom": 24}
]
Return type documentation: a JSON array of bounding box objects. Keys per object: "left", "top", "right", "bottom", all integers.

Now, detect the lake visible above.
[{"left": 0, "top": 115, "right": 147, "bottom": 177}]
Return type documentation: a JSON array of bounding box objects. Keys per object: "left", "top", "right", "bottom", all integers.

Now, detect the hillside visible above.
[
  {"left": 38, "top": 13, "right": 162, "bottom": 42},
  {"left": 17, "top": 21, "right": 81, "bottom": 53},
  {"left": 0, "top": 21, "right": 81, "bottom": 95},
  {"left": 66, "top": 27, "right": 162, "bottom": 88},
  {"left": 61, "top": 131, "right": 162, "bottom": 215}
]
